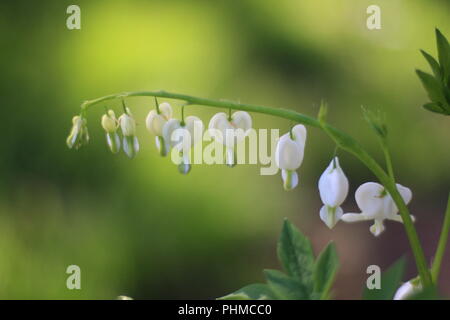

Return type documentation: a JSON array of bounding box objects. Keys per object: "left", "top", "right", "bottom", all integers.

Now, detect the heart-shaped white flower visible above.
[
  {"left": 146, "top": 102, "right": 173, "bottom": 156},
  {"left": 101, "top": 110, "right": 120, "bottom": 154},
  {"left": 119, "top": 108, "right": 139, "bottom": 158},
  {"left": 341, "top": 182, "right": 413, "bottom": 236},
  {"left": 318, "top": 157, "right": 349, "bottom": 228},
  {"left": 208, "top": 111, "right": 252, "bottom": 166},
  {"left": 274, "top": 124, "right": 307, "bottom": 190},
  {"left": 163, "top": 116, "right": 204, "bottom": 174}
]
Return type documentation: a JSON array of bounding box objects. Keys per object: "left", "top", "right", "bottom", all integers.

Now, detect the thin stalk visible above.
[
  {"left": 431, "top": 193, "right": 450, "bottom": 283},
  {"left": 381, "top": 141, "right": 395, "bottom": 180},
  {"left": 79, "top": 90, "right": 433, "bottom": 287}
]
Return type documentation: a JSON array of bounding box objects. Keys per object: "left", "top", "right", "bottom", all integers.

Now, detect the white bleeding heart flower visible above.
[
  {"left": 275, "top": 124, "right": 307, "bottom": 190},
  {"left": 163, "top": 116, "right": 204, "bottom": 174},
  {"left": 145, "top": 102, "right": 173, "bottom": 156},
  {"left": 119, "top": 108, "right": 139, "bottom": 158},
  {"left": 101, "top": 110, "right": 120, "bottom": 154},
  {"left": 318, "top": 157, "right": 349, "bottom": 229},
  {"left": 393, "top": 279, "right": 422, "bottom": 300},
  {"left": 341, "top": 182, "right": 413, "bottom": 236},
  {"left": 208, "top": 111, "right": 252, "bottom": 167}
]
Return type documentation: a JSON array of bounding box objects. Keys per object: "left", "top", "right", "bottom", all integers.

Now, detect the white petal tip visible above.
[
  {"left": 319, "top": 206, "right": 343, "bottom": 229},
  {"left": 282, "top": 170, "right": 298, "bottom": 191}
]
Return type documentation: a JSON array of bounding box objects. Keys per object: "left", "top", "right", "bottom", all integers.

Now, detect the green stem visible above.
[
  {"left": 431, "top": 193, "right": 450, "bottom": 283},
  {"left": 381, "top": 140, "right": 395, "bottom": 180},
  {"left": 79, "top": 90, "right": 432, "bottom": 287}
]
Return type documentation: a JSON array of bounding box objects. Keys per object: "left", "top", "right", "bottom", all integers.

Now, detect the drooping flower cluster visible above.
[
  {"left": 316, "top": 162, "right": 413, "bottom": 236},
  {"left": 67, "top": 99, "right": 415, "bottom": 236}
]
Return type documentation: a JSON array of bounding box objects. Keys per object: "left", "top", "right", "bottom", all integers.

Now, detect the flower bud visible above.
[
  {"left": 146, "top": 102, "right": 173, "bottom": 156},
  {"left": 66, "top": 115, "right": 89, "bottom": 150},
  {"left": 318, "top": 157, "right": 349, "bottom": 228},
  {"left": 101, "top": 110, "right": 118, "bottom": 133},
  {"left": 119, "top": 111, "right": 136, "bottom": 137},
  {"left": 119, "top": 109, "right": 139, "bottom": 158},
  {"left": 275, "top": 124, "right": 307, "bottom": 190},
  {"left": 146, "top": 102, "right": 173, "bottom": 136}
]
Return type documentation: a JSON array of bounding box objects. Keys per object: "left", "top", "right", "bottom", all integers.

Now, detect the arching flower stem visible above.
[{"left": 78, "top": 90, "right": 433, "bottom": 287}]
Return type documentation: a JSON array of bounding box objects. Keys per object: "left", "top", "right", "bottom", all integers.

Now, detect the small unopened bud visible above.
[
  {"left": 118, "top": 110, "right": 139, "bottom": 158},
  {"left": 66, "top": 115, "right": 89, "bottom": 150},
  {"left": 101, "top": 110, "right": 118, "bottom": 133},
  {"left": 119, "top": 112, "right": 136, "bottom": 137}
]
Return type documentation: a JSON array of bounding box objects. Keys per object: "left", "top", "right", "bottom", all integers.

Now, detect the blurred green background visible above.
[{"left": 0, "top": 0, "right": 449, "bottom": 299}]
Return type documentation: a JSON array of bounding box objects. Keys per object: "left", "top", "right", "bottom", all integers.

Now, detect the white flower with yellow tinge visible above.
[
  {"left": 342, "top": 182, "right": 413, "bottom": 236},
  {"left": 208, "top": 111, "right": 252, "bottom": 167},
  {"left": 118, "top": 108, "right": 139, "bottom": 158},
  {"left": 318, "top": 157, "right": 349, "bottom": 228},
  {"left": 66, "top": 115, "right": 89, "bottom": 150},
  {"left": 163, "top": 116, "right": 204, "bottom": 174},
  {"left": 275, "top": 124, "right": 307, "bottom": 190},
  {"left": 101, "top": 110, "right": 120, "bottom": 154},
  {"left": 145, "top": 102, "right": 173, "bottom": 156}
]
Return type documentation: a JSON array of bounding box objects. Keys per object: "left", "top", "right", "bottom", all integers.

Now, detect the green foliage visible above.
[
  {"left": 218, "top": 219, "right": 339, "bottom": 300},
  {"left": 363, "top": 257, "right": 406, "bottom": 300},
  {"left": 416, "top": 29, "right": 450, "bottom": 115},
  {"left": 361, "top": 107, "right": 388, "bottom": 139},
  {"left": 314, "top": 242, "right": 339, "bottom": 299}
]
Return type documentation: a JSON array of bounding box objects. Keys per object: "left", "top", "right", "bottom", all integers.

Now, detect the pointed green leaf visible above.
[
  {"left": 420, "top": 49, "right": 442, "bottom": 80},
  {"left": 416, "top": 69, "right": 446, "bottom": 104},
  {"left": 363, "top": 257, "right": 406, "bottom": 300},
  {"left": 218, "top": 283, "right": 276, "bottom": 300},
  {"left": 423, "top": 102, "right": 447, "bottom": 115},
  {"left": 313, "top": 242, "right": 339, "bottom": 299},
  {"left": 436, "top": 28, "right": 450, "bottom": 82},
  {"left": 277, "top": 219, "right": 314, "bottom": 289},
  {"left": 264, "top": 269, "right": 310, "bottom": 300}
]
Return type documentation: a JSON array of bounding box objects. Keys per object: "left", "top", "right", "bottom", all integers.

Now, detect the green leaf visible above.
[
  {"left": 416, "top": 69, "right": 447, "bottom": 104},
  {"left": 436, "top": 28, "right": 450, "bottom": 83},
  {"left": 218, "top": 284, "right": 276, "bottom": 300},
  {"left": 277, "top": 219, "right": 314, "bottom": 289},
  {"left": 420, "top": 49, "right": 442, "bottom": 80},
  {"left": 363, "top": 257, "right": 406, "bottom": 300},
  {"left": 264, "top": 269, "right": 310, "bottom": 300},
  {"left": 313, "top": 242, "right": 339, "bottom": 299},
  {"left": 423, "top": 102, "right": 447, "bottom": 115}
]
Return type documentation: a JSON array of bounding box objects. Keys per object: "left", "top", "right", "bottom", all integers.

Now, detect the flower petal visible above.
[
  {"left": 281, "top": 169, "right": 299, "bottom": 190},
  {"left": 275, "top": 134, "right": 303, "bottom": 170},
  {"left": 318, "top": 157, "right": 349, "bottom": 207},
  {"left": 355, "top": 182, "right": 385, "bottom": 218},
  {"left": 319, "top": 205, "right": 343, "bottom": 229},
  {"left": 159, "top": 102, "right": 173, "bottom": 120},
  {"left": 369, "top": 219, "right": 385, "bottom": 236},
  {"left": 231, "top": 111, "right": 252, "bottom": 131}
]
